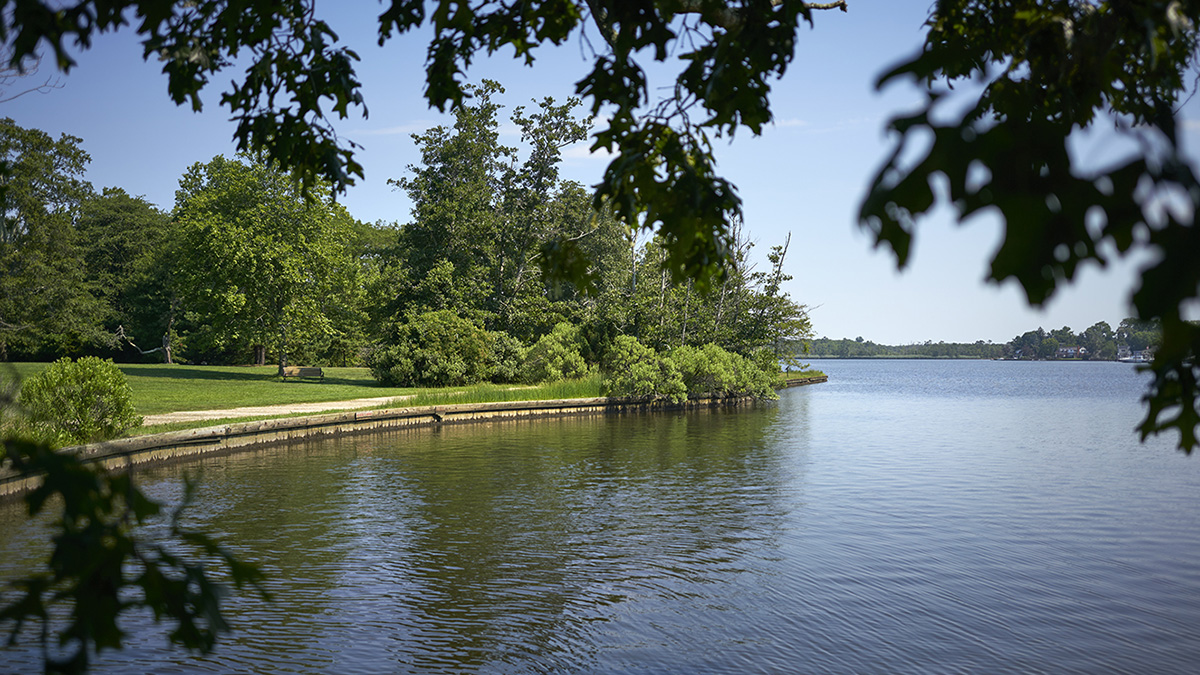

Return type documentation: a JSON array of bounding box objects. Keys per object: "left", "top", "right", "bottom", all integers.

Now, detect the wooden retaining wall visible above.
[
  {"left": 0, "top": 396, "right": 730, "bottom": 500},
  {"left": 780, "top": 374, "right": 828, "bottom": 388},
  {"left": 2, "top": 378, "right": 828, "bottom": 501}
]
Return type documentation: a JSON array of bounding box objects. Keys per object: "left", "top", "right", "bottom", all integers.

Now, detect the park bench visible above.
[{"left": 281, "top": 366, "right": 325, "bottom": 380}]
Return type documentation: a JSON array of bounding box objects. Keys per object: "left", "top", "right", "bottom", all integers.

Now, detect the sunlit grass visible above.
[
  {"left": 3, "top": 363, "right": 417, "bottom": 415},
  {"left": 782, "top": 369, "right": 826, "bottom": 381}
]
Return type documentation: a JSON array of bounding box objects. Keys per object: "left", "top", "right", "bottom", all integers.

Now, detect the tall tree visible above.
[
  {"left": 0, "top": 0, "right": 848, "bottom": 286},
  {"left": 385, "top": 82, "right": 622, "bottom": 342},
  {"left": 76, "top": 187, "right": 178, "bottom": 361},
  {"left": 630, "top": 224, "right": 812, "bottom": 356},
  {"left": 0, "top": 117, "right": 107, "bottom": 359},
  {"left": 173, "top": 155, "right": 363, "bottom": 371}
]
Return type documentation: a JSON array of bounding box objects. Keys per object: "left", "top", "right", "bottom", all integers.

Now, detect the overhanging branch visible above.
[{"left": 585, "top": 0, "right": 849, "bottom": 48}]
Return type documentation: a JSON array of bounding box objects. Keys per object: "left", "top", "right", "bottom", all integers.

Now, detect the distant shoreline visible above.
[{"left": 801, "top": 355, "right": 1130, "bottom": 361}]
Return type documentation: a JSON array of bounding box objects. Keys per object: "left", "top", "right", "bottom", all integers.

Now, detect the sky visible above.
[{"left": 3, "top": 1, "right": 1195, "bottom": 345}]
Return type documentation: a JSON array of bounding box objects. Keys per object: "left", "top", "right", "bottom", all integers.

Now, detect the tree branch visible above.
[{"left": 586, "top": 1, "right": 848, "bottom": 50}]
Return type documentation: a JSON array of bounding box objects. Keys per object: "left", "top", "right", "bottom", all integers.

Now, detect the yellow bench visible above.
[{"left": 281, "top": 366, "right": 324, "bottom": 380}]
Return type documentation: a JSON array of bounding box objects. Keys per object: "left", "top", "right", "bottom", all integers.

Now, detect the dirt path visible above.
[{"left": 142, "top": 396, "right": 405, "bottom": 426}]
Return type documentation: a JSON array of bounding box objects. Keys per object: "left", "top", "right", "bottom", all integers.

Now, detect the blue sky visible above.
[{"left": 4, "top": 1, "right": 1192, "bottom": 344}]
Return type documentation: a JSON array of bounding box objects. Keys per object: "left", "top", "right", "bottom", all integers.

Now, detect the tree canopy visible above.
[
  {"left": 0, "top": 0, "right": 848, "bottom": 289},
  {"left": 173, "top": 155, "right": 363, "bottom": 371},
  {"left": 0, "top": 117, "right": 108, "bottom": 359}
]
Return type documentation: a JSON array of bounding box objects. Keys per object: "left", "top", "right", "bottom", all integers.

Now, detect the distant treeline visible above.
[
  {"left": 798, "top": 338, "right": 1004, "bottom": 359},
  {"left": 795, "top": 318, "right": 1167, "bottom": 361}
]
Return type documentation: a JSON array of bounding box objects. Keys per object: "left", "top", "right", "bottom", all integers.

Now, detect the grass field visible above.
[
  {"left": 4, "top": 363, "right": 419, "bottom": 415},
  {"left": 3, "top": 362, "right": 821, "bottom": 437}
]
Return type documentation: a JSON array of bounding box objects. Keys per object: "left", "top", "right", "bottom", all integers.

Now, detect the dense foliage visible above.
[
  {"left": 173, "top": 155, "right": 365, "bottom": 371},
  {"left": 602, "top": 335, "right": 687, "bottom": 403},
  {"left": 521, "top": 322, "right": 589, "bottom": 384},
  {"left": 18, "top": 356, "right": 141, "bottom": 444},
  {"left": 0, "top": 118, "right": 107, "bottom": 360},
  {"left": 367, "top": 310, "right": 495, "bottom": 388},
  {"left": 0, "top": 0, "right": 849, "bottom": 290},
  {"left": 369, "top": 90, "right": 811, "bottom": 392},
  {"left": 806, "top": 338, "right": 1006, "bottom": 359},
  {"left": 672, "top": 344, "right": 778, "bottom": 399}
]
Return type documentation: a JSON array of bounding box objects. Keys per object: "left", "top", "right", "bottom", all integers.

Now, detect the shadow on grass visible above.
[
  {"left": 122, "top": 366, "right": 384, "bottom": 389},
  {"left": 277, "top": 376, "right": 382, "bottom": 388},
  {"left": 121, "top": 366, "right": 273, "bottom": 382}
]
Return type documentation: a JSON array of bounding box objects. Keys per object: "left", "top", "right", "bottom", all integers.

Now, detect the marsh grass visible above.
[{"left": 782, "top": 369, "right": 826, "bottom": 381}]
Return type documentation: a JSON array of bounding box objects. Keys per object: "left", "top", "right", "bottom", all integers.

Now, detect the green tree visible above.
[
  {"left": 1117, "top": 317, "right": 1162, "bottom": 352},
  {"left": 1081, "top": 321, "right": 1115, "bottom": 360},
  {"left": 630, "top": 224, "right": 812, "bottom": 355},
  {"left": 384, "top": 82, "right": 620, "bottom": 341},
  {"left": 0, "top": 1, "right": 850, "bottom": 289},
  {"left": 173, "top": 155, "right": 363, "bottom": 370},
  {"left": 76, "top": 187, "right": 179, "bottom": 361},
  {"left": 1050, "top": 326, "right": 1077, "bottom": 347},
  {"left": 0, "top": 117, "right": 107, "bottom": 360},
  {"left": 521, "top": 322, "right": 588, "bottom": 384}
]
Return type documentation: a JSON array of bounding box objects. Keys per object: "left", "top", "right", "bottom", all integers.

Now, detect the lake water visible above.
[{"left": 2, "top": 359, "right": 1200, "bottom": 673}]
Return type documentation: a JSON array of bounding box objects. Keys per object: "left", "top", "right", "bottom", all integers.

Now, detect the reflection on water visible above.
[{"left": 3, "top": 361, "right": 1200, "bottom": 674}]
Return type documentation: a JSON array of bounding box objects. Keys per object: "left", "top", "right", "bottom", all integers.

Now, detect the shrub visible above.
[
  {"left": 19, "top": 357, "right": 143, "bottom": 445},
  {"left": 672, "top": 343, "right": 779, "bottom": 399},
  {"left": 734, "top": 349, "right": 779, "bottom": 400},
  {"left": 673, "top": 344, "right": 738, "bottom": 397},
  {"left": 749, "top": 348, "right": 786, "bottom": 392},
  {"left": 602, "top": 335, "right": 686, "bottom": 402},
  {"left": 521, "top": 322, "right": 589, "bottom": 383},
  {"left": 368, "top": 310, "right": 493, "bottom": 387},
  {"left": 488, "top": 330, "right": 525, "bottom": 384}
]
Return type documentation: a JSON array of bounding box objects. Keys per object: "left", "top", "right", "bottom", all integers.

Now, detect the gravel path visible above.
[{"left": 141, "top": 396, "right": 405, "bottom": 426}]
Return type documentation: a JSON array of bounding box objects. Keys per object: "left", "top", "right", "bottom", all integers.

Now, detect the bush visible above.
[
  {"left": 672, "top": 344, "right": 739, "bottom": 397},
  {"left": 488, "top": 330, "right": 525, "bottom": 384},
  {"left": 672, "top": 343, "right": 779, "bottom": 399},
  {"left": 19, "top": 357, "right": 143, "bottom": 445},
  {"left": 602, "top": 335, "right": 686, "bottom": 402},
  {"left": 521, "top": 322, "right": 589, "bottom": 383},
  {"left": 749, "top": 348, "right": 786, "bottom": 392},
  {"left": 368, "top": 310, "right": 493, "bottom": 387}
]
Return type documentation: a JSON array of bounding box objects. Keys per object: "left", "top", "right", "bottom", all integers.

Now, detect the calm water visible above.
[{"left": 3, "top": 360, "right": 1200, "bottom": 673}]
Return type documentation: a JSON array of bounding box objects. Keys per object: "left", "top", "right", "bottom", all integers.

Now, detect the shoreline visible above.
[{"left": 2, "top": 380, "right": 828, "bottom": 501}]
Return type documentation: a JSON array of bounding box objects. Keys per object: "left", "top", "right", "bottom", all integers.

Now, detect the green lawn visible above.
[
  {"left": 3, "top": 362, "right": 821, "bottom": 435},
  {"left": 4, "top": 363, "right": 419, "bottom": 415}
]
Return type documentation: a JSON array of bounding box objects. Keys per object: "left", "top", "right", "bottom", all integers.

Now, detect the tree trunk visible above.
[
  {"left": 277, "top": 324, "right": 289, "bottom": 376},
  {"left": 253, "top": 344, "right": 266, "bottom": 366}
]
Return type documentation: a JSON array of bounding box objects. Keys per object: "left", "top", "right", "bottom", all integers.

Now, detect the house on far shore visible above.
[
  {"left": 1056, "top": 346, "right": 1087, "bottom": 359},
  {"left": 1117, "top": 345, "right": 1155, "bottom": 362}
]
